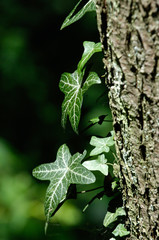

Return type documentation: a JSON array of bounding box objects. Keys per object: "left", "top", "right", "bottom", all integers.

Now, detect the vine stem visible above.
[{"left": 77, "top": 186, "right": 104, "bottom": 194}]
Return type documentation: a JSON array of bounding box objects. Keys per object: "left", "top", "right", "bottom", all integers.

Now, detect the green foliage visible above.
[
  {"left": 82, "top": 154, "right": 108, "bottom": 175},
  {"left": 90, "top": 134, "right": 114, "bottom": 156},
  {"left": 103, "top": 207, "right": 126, "bottom": 228},
  {"left": 32, "top": 144, "right": 95, "bottom": 225},
  {"left": 59, "top": 41, "right": 102, "bottom": 133},
  {"left": 77, "top": 41, "right": 102, "bottom": 72},
  {"left": 31, "top": 0, "right": 129, "bottom": 238},
  {"left": 112, "top": 224, "right": 130, "bottom": 237},
  {"left": 61, "top": 0, "right": 96, "bottom": 30}
]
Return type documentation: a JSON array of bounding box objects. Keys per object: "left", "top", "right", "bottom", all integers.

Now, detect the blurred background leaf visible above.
[{"left": 0, "top": 0, "right": 112, "bottom": 239}]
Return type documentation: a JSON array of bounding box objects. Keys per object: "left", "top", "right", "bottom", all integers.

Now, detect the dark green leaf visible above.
[
  {"left": 59, "top": 41, "right": 101, "bottom": 133},
  {"left": 61, "top": 0, "right": 96, "bottom": 30},
  {"left": 32, "top": 144, "right": 95, "bottom": 224}
]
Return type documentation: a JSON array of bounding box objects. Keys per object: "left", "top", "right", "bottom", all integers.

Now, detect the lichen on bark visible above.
[{"left": 96, "top": 0, "right": 159, "bottom": 239}]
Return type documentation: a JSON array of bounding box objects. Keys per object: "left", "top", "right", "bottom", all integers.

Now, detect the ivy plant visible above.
[
  {"left": 59, "top": 41, "right": 102, "bottom": 133},
  {"left": 32, "top": 0, "right": 130, "bottom": 238},
  {"left": 32, "top": 144, "right": 95, "bottom": 230}
]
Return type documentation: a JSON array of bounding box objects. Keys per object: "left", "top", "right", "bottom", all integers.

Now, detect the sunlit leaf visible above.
[
  {"left": 90, "top": 135, "right": 114, "bottom": 156},
  {"left": 59, "top": 71, "right": 83, "bottom": 133},
  {"left": 59, "top": 41, "right": 101, "bottom": 133},
  {"left": 78, "top": 41, "right": 102, "bottom": 71},
  {"left": 61, "top": 0, "right": 96, "bottom": 30},
  {"left": 103, "top": 207, "right": 126, "bottom": 227},
  {"left": 112, "top": 224, "right": 130, "bottom": 237},
  {"left": 32, "top": 144, "right": 95, "bottom": 224},
  {"left": 82, "top": 154, "right": 108, "bottom": 175},
  {"left": 111, "top": 181, "right": 118, "bottom": 190}
]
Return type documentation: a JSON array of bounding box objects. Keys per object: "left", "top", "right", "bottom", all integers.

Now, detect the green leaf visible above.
[
  {"left": 61, "top": 0, "right": 96, "bottom": 30},
  {"left": 103, "top": 207, "right": 126, "bottom": 227},
  {"left": 32, "top": 144, "right": 96, "bottom": 223},
  {"left": 59, "top": 41, "right": 101, "bottom": 133},
  {"left": 59, "top": 70, "right": 101, "bottom": 133},
  {"left": 90, "top": 135, "right": 114, "bottom": 156},
  {"left": 112, "top": 181, "right": 118, "bottom": 190},
  {"left": 82, "top": 71, "right": 101, "bottom": 94},
  {"left": 112, "top": 224, "right": 130, "bottom": 237},
  {"left": 82, "top": 154, "right": 108, "bottom": 175},
  {"left": 78, "top": 41, "right": 102, "bottom": 72},
  {"left": 59, "top": 70, "right": 83, "bottom": 133},
  {"left": 89, "top": 117, "right": 100, "bottom": 124}
]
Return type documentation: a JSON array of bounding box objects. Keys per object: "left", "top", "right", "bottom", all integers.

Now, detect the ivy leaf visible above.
[
  {"left": 112, "top": 224, "right": 130, "bottom": 237},
  {"left": 89, "top": 115, "right": 108, "bottom": 125},
  {"left": 61, "top": 0, "right": 96, "bottom": 30},
  {"left": 78, "top": 41, "right": 102, "bottom": 72},
  {"left": 59, "top": 41, "right": 101, "bottom": 133},
  {"left": 112, "top": 181, "right": 118, "bottom": 190},
  {"left": 82, "top": 71, "right": 101, "bottom": 94},
  {"left": 89, "top": 117, "right": 99, "bottom": 124},
  {"left": 59, "top": 70, "right": 101, "bottom": 133},
  {"left": 90, "top": 135, "right": 114, "bottom": 156},
  {"left": 32, "top": 144, "right": 95, "bottom": 224},
  {"left": 103, "top": 207, "right": 126, "bottom": 227},
  {"left": 59, "top": 70, "right": 83, "bottom": 133},
  {"left": 82, "top": 154, "right": 108, "bottom": 175}
]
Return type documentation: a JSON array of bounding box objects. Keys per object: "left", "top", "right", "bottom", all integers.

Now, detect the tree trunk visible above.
[{"left": 96, "top": 0, "right": 159, "bottom": 239}]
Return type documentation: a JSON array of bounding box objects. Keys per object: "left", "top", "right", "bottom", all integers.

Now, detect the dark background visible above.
[{"left": 0, "top": 0, "right": 113, "bottom": 239}]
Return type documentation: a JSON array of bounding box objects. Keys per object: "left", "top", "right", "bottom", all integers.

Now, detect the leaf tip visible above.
[{"left": 44, "top": 221, "right": 49, "bottom": 235}]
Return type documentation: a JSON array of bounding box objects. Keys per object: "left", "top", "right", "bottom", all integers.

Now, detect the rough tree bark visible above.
[{"left": 96, "top": 0, "right": 159, "bottom": 239}]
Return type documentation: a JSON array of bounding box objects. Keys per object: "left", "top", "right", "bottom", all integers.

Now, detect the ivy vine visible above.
[{"left": 32, "top": 0, "right": 130, "bottom": 239}]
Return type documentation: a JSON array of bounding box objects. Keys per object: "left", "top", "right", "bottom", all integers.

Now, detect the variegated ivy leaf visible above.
[
  {"left": 61, "top": 0, "right": 96, "bottom": 30},
  {"left": 82, "top": 154, "right": 108, "bottom": 175},
  {"left": 59, "top": 42, "right": 101, "bottom": 133},
  {"left": 82, "top": 71, "right": 101, "bottom": 94},
  {"left": 90, "top": 135, "right": 114, "bottom": 156},
  {"left": 59, "top": 71, "right": 83, "bottom": 133},
  {"left": 32, "top": 144, "right": 95, "bottom": 224},
  {"left": 103, "top": 207, "right": 126, "bottom": 228},
  {"left": 78, "top": 41, "right": 102, "bottom": 72},
  {"left": 112, "top": 224, "right": 130, "bottom": 237}
]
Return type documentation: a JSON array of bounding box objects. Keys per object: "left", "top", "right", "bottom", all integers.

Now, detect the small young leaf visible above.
[
  {"left": 112, "top": 224, "right": 130, "bottom": 237},
  {"left": 103, "top": 212, "right": 116, "bottom": 228},
  {"left": 90, "top": 135, "right": 114, "bottom": 156},
  {"left": 32, "top": 144, "right": 95, "bottom": 224},
  {"left": 103, "top": 207, "right": 126, "bottom": 227},
  {"left": 78, "top": 41, "right": 102, "bottom": 72},
  {"left": 61, "top": 0, "right": 96, "bottom": 30},
  {"left": 110, "top": 130, "right": 115, "bottom": 138},
  {"left": 89, "top": 117, "right": 100, "bottom": 124},
  {"left": 112, "top": 181, "right": 118, "bottom": 190},
  {"left": 82, "top": 154, "right": 108, "bottom": 175},
  {"left": 89, "top": 115, "right": 107, "bottom": 125},
  {"left": 109, "top": 238, "right": 116, "bottom": 240}
]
